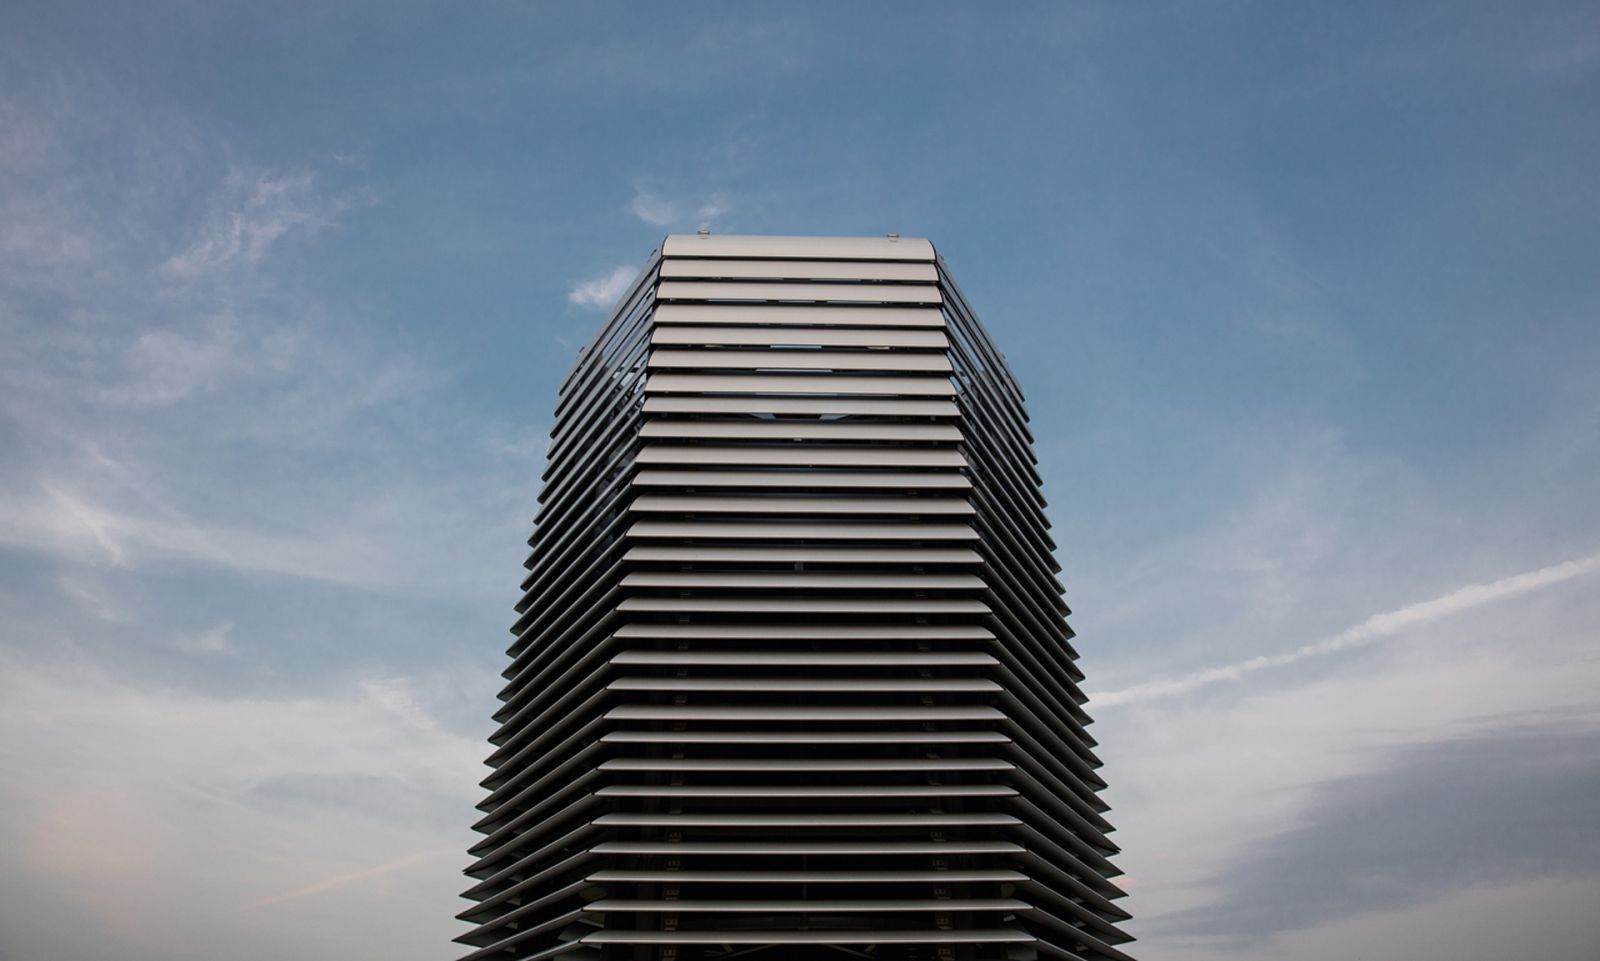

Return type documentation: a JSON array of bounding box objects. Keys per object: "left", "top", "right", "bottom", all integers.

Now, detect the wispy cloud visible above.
[
  {"left": 628, "top": 188, "right": 678, "bottom": 226},
  {"left": 173, "top": 620, "right": 235, "bottom": 656},
  {"left": 1098, "top": 551, "right": 1600, "bottom": 706},
  {"left": 567, "top": 264, "right": 637, "bottom": 309},
  {"left": 162, "top": 167, "right": 353, "bottom": 277},
  {"left": 34, "top": 485, "right": 130, "bottom": 565},
  {"left": 626, "top": 184, "right": 732, "bottom": 228},
  {"left": 97, "top": 314, "right": 241, "bottom": 407},
  {"left": 0, "top": 458, "right": 530, "bottom": 595},
  {"left": 0, "top": 81, "right": 538, "bottom": 603},
  {"left": 0, "top": 651, "right": 488, "bottom": 958},
  {"left": 693, "top": 194, "right": 731, "bottom": 224},
  {"left": 1103, "top": 557, "right": 1600, "bottom": 959},
  {"left": 242, "top": 849, "right": 450, "bottom": 910}
]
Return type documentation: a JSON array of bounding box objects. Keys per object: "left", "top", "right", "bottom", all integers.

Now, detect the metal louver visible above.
[{"left": 458, "top": 234, "right": 1135, "bottom": 961}]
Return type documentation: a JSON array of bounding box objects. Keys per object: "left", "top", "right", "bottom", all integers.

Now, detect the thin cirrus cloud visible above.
[
  {"left": 240, "top": 849, "right": 454, "bottom": 911},
  {"left": 1096, "top": 550, "right": 1600, "bottom": 706},
  {"left": 172, "top": 620, "right": 236, "bottom": 656},
  {"left": 161, "top": 166, "right": 354, "bottom": 277},
  {"left": 627, "top": 186, "right": 732, "bottom": 227},
  {"left": 628, "top": 189, "right": 678, "bottom": 227},
  {"left": 567, "top": 264, "right": 638, "bottom": 309},
  {"left": 0, "top": 651, "right": 487, "bottom": 961},
  {"left": 1104, "top": 561, "right": 1600, "bottom": 961},
  {"left": 0, "top": 95, "right": 537, "bottom": 605}
]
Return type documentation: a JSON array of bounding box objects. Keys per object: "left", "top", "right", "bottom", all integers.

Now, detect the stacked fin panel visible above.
[{"left": 460, "top": 235, "right": 1134, "bottom": 961}]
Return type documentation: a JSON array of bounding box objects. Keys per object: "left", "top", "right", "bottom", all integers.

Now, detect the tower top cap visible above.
[{"left": 662, "top": 233, "right": 935, "bottom": 262}]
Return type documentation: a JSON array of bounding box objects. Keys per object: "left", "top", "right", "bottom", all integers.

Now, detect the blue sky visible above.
[{"left": 2, "top": 3, "right": 1598, "bottom": 959}]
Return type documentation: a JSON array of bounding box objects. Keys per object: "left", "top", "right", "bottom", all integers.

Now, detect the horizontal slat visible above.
[
  {"left": 661, "top": 234, "right": 935, "bottom": 261},
  {"left": 651, "top": 325, "right": 948, "bottom": 347},
  {"left": 615, "top": 597, "right": 990, "bottom": 614},
  {"left": 463, "top": 922, "right": 600, "bottom": 961},
  {"left": 603, "top": 705, "right": 1003, "bottom": 721},
  {"left": 586, "top": 898, "right": 1029, "bottom": 912},
  {"left": 605, "top": 677, "right": 999, "bottom": 693},
  {"left": 612, "top": 623, "right": 994, "bottom": 640},
  {"left": 653, "top": 303, "right": 945, "bottom": 328},
  {"left": 639, "top": 421, "right": 963, "bottom": 441},
  {"left": 582, "top": 930, "right": 1032, "bottom": 945},
  {"left": 659, "top": 259, "right": 940, "bottom": 282},
  {"left": 598, "top": 757, "right": 1012, "bottom": 771},
  {"left": 642, "top": 396, "right": 959, "bottom": 416},
  {"left": 593, "top": 816, "right": 1018, "bottom": 831},
  {"left": 588, "top": 863, "right": 1024, "bottom": 882},
  {"left": 645, "top": 373, "right": 955, "bottom": 396},
  {"left": 631, "top": 470, "right": 970, "bottom": 490},
  {"left": 618, "top": 571, "right": 982, "bottom": 590},
  {"left": 626, "top": 520, "right": 977, "bottom": 540},
  {"left": 649, "top": 349, "right": 952, "bottom": 372},
  {"left": 658, "top": 281, "right": 942, "bottom": 305},
  {"left": 636, "top": 446, "right": 968, "bottom": 468},
  {"left": 589, "top": 841, "right": 1024, "bottom": 855},
  {"left": 594, "top": 784, "right": 1017, "bottom": 798},
  {"left": 628, "top": 494, "right": 973, "bottom": 515},
  {"left": 600, "top": 730, "right": 1011, "bottom": 744},
  {"left": 608, "top": 651, "right": 998, "bottom": 667},
  {"left": 623, "top": 545, "right": 978, "bottom": 564}
]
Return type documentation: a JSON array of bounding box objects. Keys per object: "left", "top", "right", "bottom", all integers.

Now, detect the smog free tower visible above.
[{"left": 459, "top": 234, "right": 1135, "bottom": 961}]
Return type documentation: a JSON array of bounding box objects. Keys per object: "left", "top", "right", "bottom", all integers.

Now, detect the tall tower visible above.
[{"left": 459, "top": 235, "right": 1134, "bottom": 961}]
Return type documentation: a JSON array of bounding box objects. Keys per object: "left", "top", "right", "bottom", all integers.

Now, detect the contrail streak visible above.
[
  {"left": 241, "top": 849, "right": 451, "bottom": 910},
  {"left": 1096, "top": 551, "right": 1600, "bottom": 707}
]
